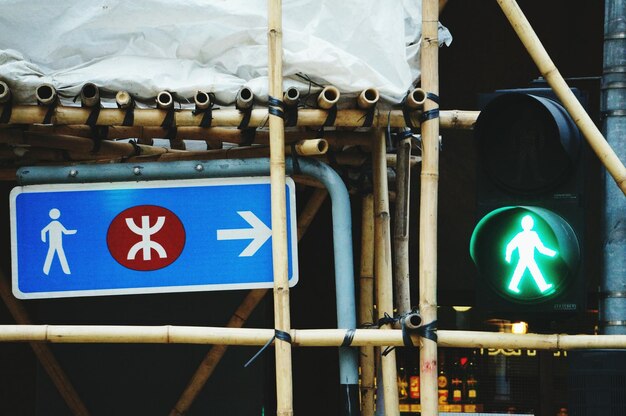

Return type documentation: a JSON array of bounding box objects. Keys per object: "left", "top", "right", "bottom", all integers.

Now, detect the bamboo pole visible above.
[
  {"left": 0, "top": 129, "right": 173, "bottom": 159},
  {"left": 359, "top": 194, "right": 376, "bottom": 416},
  {"left": 0, "top": 275, "right": 90, "bottom": 416},
  {"left": 497, "top": 0, "right": 626, "bottom": 196},
  {"left": 393, "top": 134, "right": 412, "bottom": 315},
  {"left": 3, "top": 325, "right": 626, "bottom": 350},
  {"left": 170, "top": 189, "right": 327, "bottom": 416},
  {"left": 1, "top": 106, "right": 479, "bottom": 130},
  {"left": 420, "top": 1, "right": 440, "bottom": 415},
  {"left": 372, "top": 129, "right": 399, "bottom": 414},
  {"left": 267, "top": 0, "right": 293, "bottom": 414}
]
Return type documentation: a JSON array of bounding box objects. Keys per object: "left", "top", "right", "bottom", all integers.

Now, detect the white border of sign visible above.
[{"left": 10, "top": 176, "right": 299, "bottom": 299}]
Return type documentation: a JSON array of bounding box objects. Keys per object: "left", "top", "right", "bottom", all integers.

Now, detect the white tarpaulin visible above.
[{"left": 0, "top": 0, "right": 451, "bottom": 105}]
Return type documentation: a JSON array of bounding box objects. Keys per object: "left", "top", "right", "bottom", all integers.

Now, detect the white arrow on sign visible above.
[{"left": 216, "top": 211, "right": 272, "bottom": 257}]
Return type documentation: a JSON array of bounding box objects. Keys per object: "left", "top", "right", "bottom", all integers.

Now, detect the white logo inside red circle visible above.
[{"left": 107, "top": 205, "right": 185, "bottom": 271}]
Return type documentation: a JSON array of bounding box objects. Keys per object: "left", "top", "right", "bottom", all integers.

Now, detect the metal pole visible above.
[{"left": 600, "top": 0, "right": 626, "bottom": 335}]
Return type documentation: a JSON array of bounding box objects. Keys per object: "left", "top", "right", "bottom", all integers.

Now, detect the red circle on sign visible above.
[{"left": 107, "top": 205, "right": 186, "bottom": 271}]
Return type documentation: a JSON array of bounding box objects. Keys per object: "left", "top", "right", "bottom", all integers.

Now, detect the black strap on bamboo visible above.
[
  {"left": 90, "top": 125, "right": 108, "bottom": 154},
  {"left": 244, "top": 329, "right": 292, "bottom": 368},
  {"left": 420, "top": 92, "right": 440, "bottom": 122},
  {"left": 361, "top": 106, "right": 376, "bottom": 128},
  {"left": 240, "top": 128, "right": 256, "bottom": 146},
  {"left": 341, "top": 328, "right": 356, "bottom": 347},
  {"left": 289, "top": 146, "right": 302, "bottom": 175},
  {"left": 375, "top": 311, "right": 437, "bottom": 356},
  {"left": 0, "top": 99, "right": 12, "bottom": 124},
  {"left": 40, "top": 98, "right": 58, "bottom": 125},
  {"left": 128, "top": 139, "right": 142, "bottom": 157},
  {"left": 86, "top": 105, "right": 101, "bottom": 127},
  {"left": 268, "top": 95, "right": 285, "bottom": 119},
  {"left": 324, "top": 105, "right": 337, "bottom": 127},
  {"left": 122, "top": 107, "right": 135, "bottom": 126},
  {"left": 192, "top": 92, "right": 216, "bottom": 128},
  {"left": 284, "top": 101, "right": 299, "bottom": 127},
  {"left": 160, "top": 107, "right": 176, "bottom": 130},
  {"left": 236, "top": 102, "right": 253, "bottom": 130},
  {"left": 163, "top": 126, "right": 178, "bottom": 143}
]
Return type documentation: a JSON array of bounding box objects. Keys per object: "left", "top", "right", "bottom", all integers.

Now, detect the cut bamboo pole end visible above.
[
  {"left": 80, "top": 83, "right": 100, "bottom": 108},
  {"left": 357, "top": 88, "right": 380, "bottom": 110},
  {"left": 497, "top": 0, "right": 626, "bottom": 196},
  {"left": 283, "top": 87, "right": 300, "bottom": 107},
  {"left": 115, "top": 91, "right": 134, "bottom": 109},
  {"left": 156, "top": 91, "right": 174, "bottom": 110},
  {"left": 405, "top": 88, "right": 427, "bottom": 110},
  {"left": 194, "top": 91, "right": 211, "bottom": 110},
  {"left": 317, "top": 86, "right": 340, "bottom": 109},
  {"left": 0, "top": 81, "right": 11, "bottom": 104},
  {"left": 294, "top": 138, "right": 328, "bottom": 156},
  {"left": 36, "top": 84, "right": 57, "bottom": 106},
  {"left": 236, "top": 86, "right": 254, "bottom": 110}
]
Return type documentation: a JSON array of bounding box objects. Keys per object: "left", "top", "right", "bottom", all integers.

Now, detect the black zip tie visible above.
[
  {"left": 341, "top": 328, "right": 356, "bottom": 347},
  {"left": 421, "top": 92, "right": 440, "bottom": 122},
  {"left": 0, "top": 99, "right": 12, "bottom": 124},
  {"left": 86, "top": 106, "right": 101, "bottom": 127},
  {"left": 129, "top": 139, "right": 142, "bottom": 157},
  {"left": 160, "top": 107, "right": 176, "bottom": 130},
  {"left": 415, "top": 320, "right": 438, "bottom": 343},
  {"left": 240, "top": 128, "right": 256, "bottom": 146},
  {"left": 236, "top": 101, "right": 253, "bottom": 130},
  {"left": 268, "top": 95, "right": 285, "bottom": 119},
  {"left": 361, "top": 107, "right": 376, "bottom": 128},
  {"left": 244, "top": 329, "right": 292, "bottom": 368},
  {"left": 90, "top": 125, "right": 108, "bottom": 154},
  {"left": 164, "top": 126, "right": 178, "bottom": 141},
  {"left": 122, "top": 107, "right": 135, "bottom": 126},
  {"left": 289, "top": 147, "right": 302, "bottom": 175},
  {"left": 323, "top": 105, "right": 337, "bottom": 127}
]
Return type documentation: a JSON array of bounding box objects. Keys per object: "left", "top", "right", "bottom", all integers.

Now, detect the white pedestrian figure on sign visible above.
[
  {"left": 41, "top": 208, "right": 77, "bottom": 275},
  {"left": 505, "top": 214, "right": 556, "bottom": 294}
]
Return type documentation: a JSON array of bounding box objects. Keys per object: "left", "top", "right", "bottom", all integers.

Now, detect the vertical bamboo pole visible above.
[
  {"left": 373, "top": 129, "right": 400, "bottom": 415},
  {"left": 393, "top": 136, "right": 412, "bottom": 315},
  {"left": 268, "top": 1, "right": 293, "bottom": 413},
  {"left": 359, "top": 193, "right": 376, "bottom": 416},
  {"left": 170, "top": 189, "right": 327, "bottom": 416},
  {"left": 0, "top": 274, "right": 90, "bottom": 416},
  {"left": 497, "top": 0, "right": 626, "bottom": 196},
  {"left": 419, "top": 0, "right": 440, "bottom": 415}
]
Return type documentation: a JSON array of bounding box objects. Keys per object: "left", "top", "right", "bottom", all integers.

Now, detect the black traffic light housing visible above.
[{"left": 471, "top": 87, "right": 587, "bottom": 319}]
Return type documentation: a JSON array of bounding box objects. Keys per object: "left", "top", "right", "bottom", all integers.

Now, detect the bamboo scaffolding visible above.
[
  {"left": 2, "top": 325, "right": 626, "bottom": 350},
  {"left": 359, "top": 194, "right": 376, "bottom": 416},
  {"left": 372, "top": 129, "right": 399, "bottom": 414},
  {"left": 420, "top": 1, "right": 440, "bottom": 415},
  {"left": 1, "top": 106, "right": 479, "bottom": 129},
  {"left": 170, "top": 189, "right": 328, "bottom": 416},
  {"left": 393, "top": 134, "right": 412, "bottom": 315},
  {"left": 497, "top": 0, "right": 626, "bottom": 196},
  {"left": 0, "top": 275, "right": 90, "bottom": 416},
  {"left": 267, "top": 0, "right": 293, "bottom": 414}
]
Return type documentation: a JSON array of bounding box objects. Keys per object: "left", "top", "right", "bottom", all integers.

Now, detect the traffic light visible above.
[{"left": 470, "top": 87, "right": 586, "bottom": 317}]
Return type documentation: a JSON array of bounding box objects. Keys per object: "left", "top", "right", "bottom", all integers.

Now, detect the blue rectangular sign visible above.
[{"left": 10, "top": 177, "right": 298, "bottom": 299}]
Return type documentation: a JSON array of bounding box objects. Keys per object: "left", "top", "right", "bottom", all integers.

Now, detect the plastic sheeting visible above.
[{"left": 0, "top": 0, "right": 451, "bottom": 105}]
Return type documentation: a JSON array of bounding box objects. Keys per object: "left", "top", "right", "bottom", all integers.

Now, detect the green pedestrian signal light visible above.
[{"left": 470, "top": 206, "right": 580, "bottom": 304}]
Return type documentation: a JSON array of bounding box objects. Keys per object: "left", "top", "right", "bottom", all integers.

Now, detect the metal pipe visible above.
[
  {"left": 601, "top": 0, "right": 626, "bottom": 335},
  {"left": 17, "top": 157, "right": 359, "bottom": 404}
]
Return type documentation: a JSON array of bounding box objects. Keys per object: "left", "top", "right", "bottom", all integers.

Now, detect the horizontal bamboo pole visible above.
[
  {"left": 1, "top": 326, "right": 626, "bottom": 350},
  {"left": 2, "top": 105, "right": 479, "bottom": 129}
]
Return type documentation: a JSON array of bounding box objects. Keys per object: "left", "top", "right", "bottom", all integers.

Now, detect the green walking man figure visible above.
[{"left": 505, "top": 214, "right": 556, "bottom": 294}]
